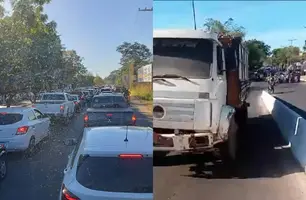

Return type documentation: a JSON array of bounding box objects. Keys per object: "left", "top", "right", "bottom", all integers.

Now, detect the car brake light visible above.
[
  {"left": 84, "top": 114, "right": 89, "bottom": 122},
  {"left": 132, "top": 114, "right": 136, "bottom": 125},
  {"left": 16, "top": 126, "right": 29, "bottom": 135},
  {"left": 119, "top": 154, "right": 143, "bottom": 159},
  {"left": 60, "top": 105, "right": 65, "bottom": 110},
  {"left": 106, "top": 113, "right": 112, "bottom": 117},
  {"left": 61, "top": 184, "right": 79, "bottom": 200},
  {"left": 0, "top": 112, "right": 7, "bottom": 115}
]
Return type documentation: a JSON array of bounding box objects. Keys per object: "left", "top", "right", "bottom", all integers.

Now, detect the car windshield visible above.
[
  {"left": 153, "top": 38, "right": 213, "bottom": 79},
  {"left": 76, "top": 155, "right": 153, "bottom": 193},
  {"left": 41, "top": 94, "right": 65, "bottom": 100},
  {"left": 92, "top": 96, "right": 127, "bottom": 108},
  {"left": 0, "top": 113, "right": 23, "bottom": 125}
]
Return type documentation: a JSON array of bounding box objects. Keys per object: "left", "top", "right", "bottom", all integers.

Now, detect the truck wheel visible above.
[{"left": 219, "top": 117, "right": 238, "bottom": 165}]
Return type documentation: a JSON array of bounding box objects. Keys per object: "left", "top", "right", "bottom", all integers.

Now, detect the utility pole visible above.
[
  {"left": 191, "top": 0, "right": 197, "bottom": 30},
  {"left": 288, "top": 39, "right": 297, "bottom": 46}
]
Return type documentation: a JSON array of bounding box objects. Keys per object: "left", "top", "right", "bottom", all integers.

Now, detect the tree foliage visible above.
[
  {"left": 203, "top": 18, "right": 246, "bottom": 37},
  {"left": 270, "top": 46, "right": 301, "bottom": 67},
  {"left": 93, "top": 75, "right": 104, "bottom": 86},
  {"left": 245, "top": 39, "right": 271, "bottom": 70},
  {"left": 0, "top": 0, "right": 95, "bottom": 103},
  {"left": 104, "top": 42, "right": 152, "bottom": 86}
]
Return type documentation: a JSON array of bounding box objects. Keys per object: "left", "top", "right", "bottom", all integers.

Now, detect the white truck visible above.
[
  {"left": 33, "top": 92, "right": 75, "bottom": 124},
  {"left": 153, "top": 29, "right": 250, "bottom": 161}
]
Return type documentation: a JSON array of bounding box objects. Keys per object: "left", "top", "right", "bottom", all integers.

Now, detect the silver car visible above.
[
  {"left": 60, "top": 126, "right": 153, "bottom": 200},
  {"left": 0, "top": 107, "right": 51, "bottom": 152}
]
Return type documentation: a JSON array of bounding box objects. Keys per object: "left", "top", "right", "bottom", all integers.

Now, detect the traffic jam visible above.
[{"left": 0, "top": 86, "right": 153, "bottom": 200}]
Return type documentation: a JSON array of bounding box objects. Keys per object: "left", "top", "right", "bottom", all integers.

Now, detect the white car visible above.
[
  {"left": 0, "top": 107, "right": 51, "bottom": 153},
  {"left": 60, "top": 126, "right": 153, "bottom": 200},
  {"left": 33, "top": 92, "right": 75, "bottom": 123}
]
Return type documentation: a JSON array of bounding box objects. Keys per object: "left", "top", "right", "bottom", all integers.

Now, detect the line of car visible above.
[{"left": 0, "top": 86, "right": 153, "bottom": 200}]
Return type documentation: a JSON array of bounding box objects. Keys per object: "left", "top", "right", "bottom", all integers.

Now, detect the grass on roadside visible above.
[{"left": 130, "top": 82, "right": 152, "bottom": 102}]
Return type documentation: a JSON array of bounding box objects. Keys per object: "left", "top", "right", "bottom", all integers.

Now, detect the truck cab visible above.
[{"left": 153, "top": 29, "right": 249, "bottom": 160}]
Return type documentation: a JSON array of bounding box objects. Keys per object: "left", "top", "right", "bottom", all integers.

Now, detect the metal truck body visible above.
[{"left": 153, "top": 29, "right": 249, "bottom": 160}]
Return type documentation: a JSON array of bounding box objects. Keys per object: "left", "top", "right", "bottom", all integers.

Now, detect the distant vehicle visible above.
[
  {"left": 0, "top": 107, "right": 50, "bottom": 154},
  {"left": 84, "top": 93, "right": 136, "bottom": 127},
  {"left": 33, "top": 93, "right": 75, "bottom": 124},
  {"left": 100, "top": 88, "right": 112, "bottom": 94},
  {"left": 0, "top": 143, "right": 7, "bottom": 181},
  {"left": 60, "top": 126, "right": 153, "bottom": 200},
  {"left": 70, "top": 95, "right": 81, "bottom": 113}
]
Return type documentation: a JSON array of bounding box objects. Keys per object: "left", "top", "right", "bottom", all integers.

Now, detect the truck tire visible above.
[{"left": 219, "top": 117, "right": 238, "bottom": 165}]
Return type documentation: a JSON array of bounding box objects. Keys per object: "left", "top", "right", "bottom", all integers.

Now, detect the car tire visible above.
[
  {"left": 0, "top": 158, "right": 7, "bottom": 181},
  {"left": 25, "top": 137, "right": 36, "bottom": 157}
]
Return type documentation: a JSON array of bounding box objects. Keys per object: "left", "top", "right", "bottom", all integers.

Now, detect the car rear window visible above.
[
  {"left": 76, "top": 155, "right": 153, "bottom": 193},
  {"left": 42, "top": 94, "right": 65, "bottom": 100},
  {"left": 92, "top": 96, "right": 127, "bottom": 108},
  {"left": 101, "top": 89, "right": 111, "bottom": 93},
  {"left": 0, "top": 113, "right": 23, "bottom": 125}
]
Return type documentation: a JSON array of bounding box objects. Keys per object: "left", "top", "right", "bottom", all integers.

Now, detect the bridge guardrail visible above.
[{"left": 261, "top": 90, "right": 306, "bottom": 170}]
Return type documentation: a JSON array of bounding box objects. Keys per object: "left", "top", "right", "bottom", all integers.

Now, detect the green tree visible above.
[
  {"left": 203, "top": 18, "right": 246, "bottom": 37},
  {"left": 245, "top": 40, "right": 271, "bottom": 70},
  {"left": 271, "top": 46, "right": 301, "bottom": 67},
  {"left": 104, "top": 42, "right": 152, "bottom": 86},
  {"left": 93, "top": 75, "right": 104, "bottom": 86}
]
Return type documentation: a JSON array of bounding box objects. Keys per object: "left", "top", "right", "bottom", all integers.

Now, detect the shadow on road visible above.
[
  {"left": 273, "top": 90, "right": 295, "bottom": 95},
  {"left": 154, "top": 114, "right": 303, "bottom": 179}
]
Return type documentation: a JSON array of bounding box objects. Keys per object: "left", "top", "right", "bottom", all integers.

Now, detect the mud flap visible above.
[
  {"left": 218, "top": 105, "right": 238, "bottom": 161},
  {"left": 218, "top": 105, "right": 236, "bottom": 141}
]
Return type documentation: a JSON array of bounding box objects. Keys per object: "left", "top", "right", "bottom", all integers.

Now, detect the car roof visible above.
[
  {"left": 0, "top": 107, "right": 32, "bottom": 113},
  {"left": 94, "top": 92, "right": 123, "bottom": 97},
  {"left": 42, "top": 92, "right": 67, "bottom": 95},
  {"left": 81, "top": 126, "right": 152, "bottom": 156}
]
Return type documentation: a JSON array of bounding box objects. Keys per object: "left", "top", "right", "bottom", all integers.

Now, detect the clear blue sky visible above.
[
  {"left": 154, "top": 1, "right": 306, "bottom": 50},
  {"left": 42, "top": 0, "right": 152, "bottom": 78}
]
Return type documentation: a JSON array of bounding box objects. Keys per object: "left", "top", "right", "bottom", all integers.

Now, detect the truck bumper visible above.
[{"left": 154, "top": 131, "right": 215, "bottom": 152}]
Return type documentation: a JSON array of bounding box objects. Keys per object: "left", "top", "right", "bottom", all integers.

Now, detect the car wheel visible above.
[
  {"left": 25, "top": 137, "right": 35, "bottom": 157},
  {"left": 0, "top": 159, "right": 7, "bottom": 180}
]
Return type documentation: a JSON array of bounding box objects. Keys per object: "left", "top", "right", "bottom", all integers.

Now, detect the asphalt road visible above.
[
  {"left": 0, "top": 106, "right": 151, "bottom": 200},
  {"left": 154, "top": 82, "right": 306, "bottom": 200},
  {"left": 272, "top": 81, "right": 306, "bottom": 113}
]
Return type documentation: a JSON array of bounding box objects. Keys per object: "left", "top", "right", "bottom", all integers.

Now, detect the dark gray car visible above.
[{"left": 84, "top": 93, "right": 136, "bottom": 127}]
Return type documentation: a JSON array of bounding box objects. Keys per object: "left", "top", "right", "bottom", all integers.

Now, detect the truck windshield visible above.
[{"left": 153, "top": 38, "right": 213, "bottom": 79}]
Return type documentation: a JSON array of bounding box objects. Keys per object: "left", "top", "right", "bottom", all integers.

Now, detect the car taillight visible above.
[
  {"left": 106, "top": 113, "right": 112, "bottom": 117},
  {"left": 119, "top": 154, "right": 143, "bottom": 159},
  {"left": 16, "top": 126, "right": 29, "bottom": 135},
  {"left": 0, "top": 112, "right": 7, "bottom": 115},
  {"left": 84, "top": 114, "right": 89, "bottom": 122},
  {"left": 31, "top": 105, "right": 35, "bottom": 108},
  {"left": 60, "top": 105, "right": 65, "bottom": 111},
  {"left": 61, "top": 184, "right": 79, "bottom": 200},
  {"left": 132, "top": 114, "right": 136, "bottom": 125}
]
